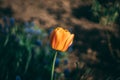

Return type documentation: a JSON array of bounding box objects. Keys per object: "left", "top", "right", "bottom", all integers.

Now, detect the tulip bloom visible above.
[{"left": 50, "top": 27, "right": 74, "bottom": 52}]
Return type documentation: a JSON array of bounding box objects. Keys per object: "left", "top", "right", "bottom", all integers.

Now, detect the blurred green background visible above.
[{"left": 0, "top": 0, "right": 120, "bottom": 80}]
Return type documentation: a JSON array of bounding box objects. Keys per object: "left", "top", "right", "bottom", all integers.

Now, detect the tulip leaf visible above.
[
  {"left": 4, "top": 36, "right": 9, "bottom": 46},
  {"left": 24, "top": 48, "right": 32, "bottom": 73}
]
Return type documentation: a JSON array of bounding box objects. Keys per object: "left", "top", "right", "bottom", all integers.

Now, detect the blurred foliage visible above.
[{"left": 92, "top": 0, "right": 120, "bottom": 25}]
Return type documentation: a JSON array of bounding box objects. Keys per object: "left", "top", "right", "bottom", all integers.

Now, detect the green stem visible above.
[{"left": 51, "top": 51, "right": 57, "bottom": 80}]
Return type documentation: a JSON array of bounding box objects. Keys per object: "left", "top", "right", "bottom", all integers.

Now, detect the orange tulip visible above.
[{"left": 50, "top": 27, "right": 74, "bottom": 52}]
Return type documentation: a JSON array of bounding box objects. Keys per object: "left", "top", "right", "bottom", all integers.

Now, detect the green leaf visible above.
[{"left": 4, "top": 36, "right": 9, "bottom": 46}]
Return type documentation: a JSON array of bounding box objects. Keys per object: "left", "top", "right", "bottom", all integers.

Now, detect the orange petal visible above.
[
  {"left": 50, "top": 27, "right": 63, "bottom": 49},
  {"left": 54, "top": 28, "right": 63, "bottom": 50},
  {"left": 56, "top": 29, "right": 71, "bottom": 51},
  {"left": 62, "top": 34, "right": 74, "bottom": 51}
]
